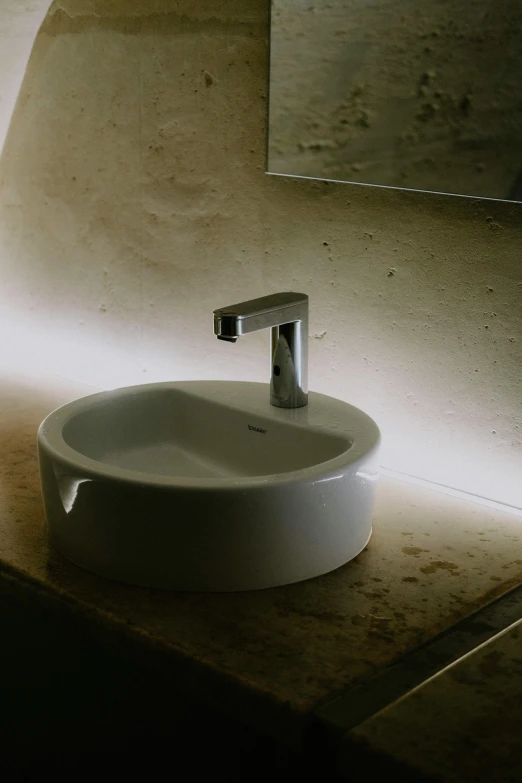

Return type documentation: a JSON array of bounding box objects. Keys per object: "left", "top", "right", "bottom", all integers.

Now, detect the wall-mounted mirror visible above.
[{"left": 268, "top": 0, "right": 522, "bottom": 202}]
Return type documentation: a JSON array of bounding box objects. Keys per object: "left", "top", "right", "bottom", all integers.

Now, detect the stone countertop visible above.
[
  {"left": 1, "top": 371, "right": 522, "bottom": 747},
  {"left": 346, "top": 619, "right": 522, "bottom": 781}
]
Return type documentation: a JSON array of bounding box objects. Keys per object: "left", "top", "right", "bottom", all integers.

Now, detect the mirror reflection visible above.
[{"left": 268, "top": 0, "right": 522, "bottom": 201}]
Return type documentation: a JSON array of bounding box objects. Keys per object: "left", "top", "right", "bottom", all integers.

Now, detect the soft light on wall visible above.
[{"left": 0, "top": 1, "right": 51, "bottom": 155}]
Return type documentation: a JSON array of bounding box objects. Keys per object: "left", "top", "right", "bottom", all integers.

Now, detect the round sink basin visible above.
[{"left": 38, "top": 381, "right": 380, "bottom": 591}]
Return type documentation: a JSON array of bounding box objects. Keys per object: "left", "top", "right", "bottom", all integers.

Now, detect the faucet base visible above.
[{"left": 270, "top": 322, "right": 308, "bottom": 408}]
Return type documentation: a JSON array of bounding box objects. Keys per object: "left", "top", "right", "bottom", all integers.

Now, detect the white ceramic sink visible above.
[{"left": 38, "top": 381, "right": 380, "bottom": 591}]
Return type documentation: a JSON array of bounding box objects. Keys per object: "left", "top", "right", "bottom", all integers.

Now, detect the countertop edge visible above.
[{"left": 0, "top": 559, "right": 310, "bottom": 750}]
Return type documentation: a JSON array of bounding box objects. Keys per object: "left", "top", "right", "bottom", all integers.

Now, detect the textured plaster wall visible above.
[{"left": 0, "top": 0, "right": 521, "bottom": 507}]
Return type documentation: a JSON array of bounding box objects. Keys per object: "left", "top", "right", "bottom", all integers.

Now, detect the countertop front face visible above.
[{"left": 1, "top": 373, "right": 522, "bottom": 740}]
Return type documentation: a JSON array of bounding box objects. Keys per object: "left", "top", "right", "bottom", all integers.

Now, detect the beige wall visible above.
[
  {"left": 0, "top": 0, "right": 521, "bottom": 508},
  {"left": 0, "top": 0, "right": 51, "bottom": 152}
]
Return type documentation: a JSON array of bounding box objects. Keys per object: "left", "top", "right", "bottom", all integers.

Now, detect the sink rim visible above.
[{"left": 38, "top": 380, "right": 381, "bottom": 490}]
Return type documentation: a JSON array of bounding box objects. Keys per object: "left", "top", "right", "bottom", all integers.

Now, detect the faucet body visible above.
[{"left": 214, "top": 292, "right": 308, "bottom": 408}]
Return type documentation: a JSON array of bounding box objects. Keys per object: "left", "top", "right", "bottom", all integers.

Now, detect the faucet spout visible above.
[
  {"left": 216, "top": 335, "right": 238, "bottom": 343},
  {"left": 214, "top": 292, "right": 308, "bottom": 408}
]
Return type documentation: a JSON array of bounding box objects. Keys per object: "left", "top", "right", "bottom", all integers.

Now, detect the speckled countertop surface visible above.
[
  {"left": 346, "top": 619, "right": 522, "bottom": 781},
  {"left": 1, "top": 372, "right": 522, "bottom": 747}
]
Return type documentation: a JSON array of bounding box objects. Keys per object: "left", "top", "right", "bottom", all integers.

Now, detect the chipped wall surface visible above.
[{"left": 0, "top": 0, "right": 521, "bottom": 507}]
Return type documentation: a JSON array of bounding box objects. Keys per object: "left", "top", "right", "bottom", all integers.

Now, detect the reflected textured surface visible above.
[{"left": 269, "top": 0, "right": 522, "bottom": 200}]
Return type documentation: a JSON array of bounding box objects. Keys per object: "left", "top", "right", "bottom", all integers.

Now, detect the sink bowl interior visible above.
[{"left": 62, "top": 388, "right": 352, "bottom": 480}]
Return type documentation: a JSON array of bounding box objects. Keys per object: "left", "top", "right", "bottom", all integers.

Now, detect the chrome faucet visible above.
[{"left": 213, "top": 292, "right": 308, "bottom": 408}]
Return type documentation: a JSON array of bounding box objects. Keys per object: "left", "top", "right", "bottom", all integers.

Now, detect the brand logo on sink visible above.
[{"left": 248, "top": 424, "right": 267, "bottom": 434}]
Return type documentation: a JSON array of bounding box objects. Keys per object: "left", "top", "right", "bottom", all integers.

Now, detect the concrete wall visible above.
[{"left": 0, "top": 0, "right": 521, "bottom": 508}]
